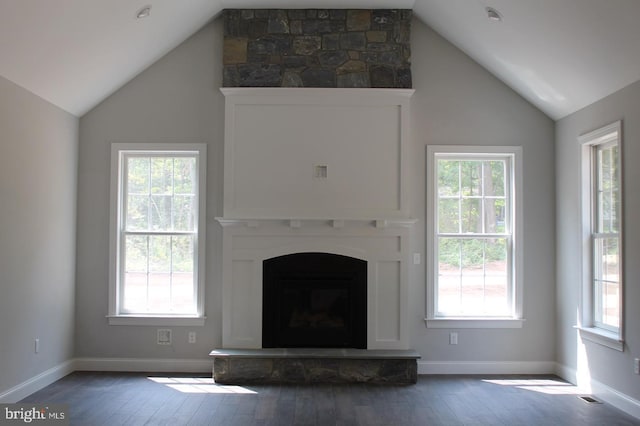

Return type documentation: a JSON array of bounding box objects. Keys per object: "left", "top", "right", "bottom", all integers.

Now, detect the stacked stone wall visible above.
[{"left": 223, "top": 9, "right": 412, "bottom": 88}]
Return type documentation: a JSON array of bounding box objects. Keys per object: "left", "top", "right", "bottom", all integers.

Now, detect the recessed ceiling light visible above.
[
  {"left": 485, "top": 7, "right": 503, "bottom": 22},
  {"left": 136, "top": 5, "right": 152, "bottom": 19}
]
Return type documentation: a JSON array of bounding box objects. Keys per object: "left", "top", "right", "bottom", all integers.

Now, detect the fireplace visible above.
[
  {"left": 217, "top": 88, "right": 414, "bottom": 350},
  {"left": 262, "top": 253, "right": 367, "bottom": 349}
]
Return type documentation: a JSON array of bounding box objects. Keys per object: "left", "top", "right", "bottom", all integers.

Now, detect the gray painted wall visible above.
[
  {"left": 76, "top": 20, "right": 225, "bottom": 359},
  {"left": 556, "top": 80, "right": 640, "bottom": 400},
  {"left": 76, "top": 18, "right": 556, "bottom": 368},
  {"left": 408, "top": 21, "right": 556, "bottom": 365},
  {"left": 0, "top": 76, "right": 78, "bottom": 395}
]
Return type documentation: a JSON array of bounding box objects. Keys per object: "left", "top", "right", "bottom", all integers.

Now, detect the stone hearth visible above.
[{"left": 210, "top": 349, "right": 420, "bottom": 384}]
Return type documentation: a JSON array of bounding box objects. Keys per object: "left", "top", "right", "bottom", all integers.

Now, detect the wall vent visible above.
[{"left": 578, "top": 395, "right": 602, "bottom": 404}]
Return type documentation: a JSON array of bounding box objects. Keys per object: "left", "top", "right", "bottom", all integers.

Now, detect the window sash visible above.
[
  {"left": 435, "top": 235, "right": 513, "bottom": 317},
  {"left": 119, "top": 231, "right": 198, "bottom": 315},
  {"left": 122, "top": 154, "right": 198, "bottom": 234},
  {"left": 592, "top": 235, "right": 620, "bottom": 331}
]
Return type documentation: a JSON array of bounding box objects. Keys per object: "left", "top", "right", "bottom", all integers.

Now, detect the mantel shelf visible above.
[
  {"left": 215, "top": 217, "right": 418, "bottom": 229},
  {"left": 220, "top": 87, "right": 415, "bottom": 99}
]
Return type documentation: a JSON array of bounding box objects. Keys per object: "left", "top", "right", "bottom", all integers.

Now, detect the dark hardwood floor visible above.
[{"left": 20, "top": 372, "right": 639, "bottom": 425}]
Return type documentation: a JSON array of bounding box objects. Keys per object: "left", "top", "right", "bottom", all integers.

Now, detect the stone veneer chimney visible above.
[{"left": 223, "top": 9, "right": 412, "bottom": 88}]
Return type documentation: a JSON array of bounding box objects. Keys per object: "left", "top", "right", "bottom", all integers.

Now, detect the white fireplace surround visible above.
[{"left": 218, "top": 88, "right": 415, "bottom": 350}]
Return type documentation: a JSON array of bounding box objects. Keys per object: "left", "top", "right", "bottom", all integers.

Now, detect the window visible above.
[
  {"left": 108, "top": 144, "right": 206, "bottom": 326},
  {"left": 579, "top": 121, "right": 623, "bottom": 350},
  {"left": 426, "top": 146, "right": 522, "bottom": 328}
]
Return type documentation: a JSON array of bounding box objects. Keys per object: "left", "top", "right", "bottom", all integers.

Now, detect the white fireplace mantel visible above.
[
  {"left": 218, "top": 88, "right": 415, "bottom": 351},
  {"left": 218, "top": 219, "right": 413, "bottom": 350}
]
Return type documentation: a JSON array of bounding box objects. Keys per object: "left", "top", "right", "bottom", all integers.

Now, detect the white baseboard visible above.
[
  {"left": 554, "top": 362, "right": 577, "bottom": 384},
  {"left": 73, "top": 357, "right": 213, "bottom": 373},
  {"left": 555, "top": 363, "right": 640, "bottom": 420},
  {"left": 418, "top": 360, "right": 556, "bottom": 375},
  {"left": 0, "top": 359, "right": 75, "bottom": 404}
]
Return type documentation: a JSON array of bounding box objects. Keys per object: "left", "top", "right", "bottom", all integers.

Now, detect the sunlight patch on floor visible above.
[
  {"left": 482, "top": 378, "right": 588, "bottom": 395},
  {"left": 147, "top": 377, "right": 258, "bottom": 394}
]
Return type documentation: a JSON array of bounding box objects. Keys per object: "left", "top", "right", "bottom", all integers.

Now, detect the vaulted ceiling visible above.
[{"left": 1, "top": 0, "right": 638, "bottom": 119}]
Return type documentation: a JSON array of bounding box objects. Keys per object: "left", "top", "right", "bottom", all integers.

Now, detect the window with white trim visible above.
[
  {"left": 579, "top": 121, "right": 623, "bottom": 349},
  {"left": 426, "top": 146, "right": 522, "bottom": 327},
  {"left": 109, "top": 144, "right": 206, "bottom": 325}
]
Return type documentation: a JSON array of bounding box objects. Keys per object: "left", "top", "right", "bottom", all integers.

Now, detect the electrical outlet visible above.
[
  {"left": 188, "top": 331, "right": 196, "bottom": 344},
  {"left": 450, "top": 332, "right": 458, "bottom": 345},
  {"left": 634, "top": 358, "right": 640, "bottom": 375},
  {"left": 413, "top": 253, "right": 421, "bottom": 265},
  {"left": 157, "top": 329, "right": 172, "bottom": 345}
]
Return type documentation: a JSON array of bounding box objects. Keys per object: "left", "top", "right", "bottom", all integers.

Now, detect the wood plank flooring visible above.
[{"left": 20, "top": 372, "right": 639, "bottom": 425}]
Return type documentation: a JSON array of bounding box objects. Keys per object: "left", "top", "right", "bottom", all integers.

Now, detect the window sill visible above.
[
  {"left": 425, "top": 318, "right": 524, "bottom": 329},
  {"left": 577, "top": 326, "right": 623, "bottom": 351},
  {"left": 107, "top": 315, "right": 206, "bottom": 326}
]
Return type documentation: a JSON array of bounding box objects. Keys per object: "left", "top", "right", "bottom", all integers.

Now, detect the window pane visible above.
[
  {"left": 486, "top": 161, "right": 505, "bottom": 197},
  {"left": 125, "top": 235, "right": 148, "bottom": 272},
  {"left": 611, "top": 145, "right": 619, "bottom": 190},
  {"left": 123, "top": 235, "right": 149, "bottom": 312},
  {"left": 596, "top": 144, "right": 620, "bottom": 234},
  {"left": 484, "top": 199, "right": 506, "bottom": 233},
  {"left": 611, "top": 190, "right": 620, "bottom": 233},
  {"left": 149, "top": 235, "right": 171, "bottom": 273},
  {"left": 122, "top": 272, "right": 147, "bottom": 312},
  {"left": 171, "top": 235, "right": 196, "bottom": 312},
  {"left": 172, "top": 235, "right": 194, "bottom": 273},
  {"left": 148, "top": 273, "right": 171, "bottom": 313},
  {"left": 603, "top": 237, "right": 619, "bottom": 283},
  {"left": 485, "top": 237, "right": 508, "bottom": 264},
  {"left": 173, "top": 195, "right": 196, "bottom": 231},
  {"left": 151, "top": 158, "right": 173, "bottom": 194},
  {"left": 461, "top": 238, "right": 484, "bottom": 271},
  {"left": 460, "top": 275, "right": 483, "bottom": 314},
  {"left": 174, "top": 158, "right": 196, "bottom": 195},
  {"left": 461, "top": 161, "right": 481, "bottom": 196},
  {"left": 597, "top": 191, "right": 611, "bottom": 233},
  {"left": 602, "top": 281, "right": 620, "bottom": 328},
  {"left": 461, "top": 198, "right": 482, "bottom": 233},
  {"left": 594, "top": 236, "right": 620, "bottom": 328},
  {"left": 127, "top": 157, "right": 149, "bottom": 194},
  {"left": 171, "top": 272, "right": 195, "bottom": 313},
  {"left": 150, "top": 195, "right": 172, "bottom": 230},
  {"left": 485, "top": 271, "right": 509, "bottom": 315},
  {"left": 438, "top": 198, "right": 459, "bottom": 233},
  {"left": 484, "top": 238, "right": 510, "bottom": 315},
  {"left": 595, "top": 277, "right": 620, "bottom": 329},
  {"left": 598, "top": 148, "right": 610, "bottom": 190},
  {"left": 126, "top": 194, "right": 149, "bottom": 231},
  {"left": 437, "top": 160, "right": 459, "bottom": 197},
  {"left": 437, "top": 237, "right": 461, "bottom": 314}
]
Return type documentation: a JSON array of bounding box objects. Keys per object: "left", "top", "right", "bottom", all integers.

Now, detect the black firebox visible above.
[{"left": 262, "top": 253, "right": 367, "bottom": 349}]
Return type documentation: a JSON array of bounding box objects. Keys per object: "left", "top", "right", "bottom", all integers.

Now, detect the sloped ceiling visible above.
[{"left": 0, "top": 0, "right": 639, "bottom": 119}]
